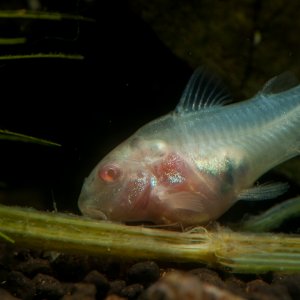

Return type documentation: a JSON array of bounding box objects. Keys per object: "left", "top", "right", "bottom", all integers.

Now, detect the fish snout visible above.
[{"left": 78, "top": 184, "right": 108, "bottom": 220}]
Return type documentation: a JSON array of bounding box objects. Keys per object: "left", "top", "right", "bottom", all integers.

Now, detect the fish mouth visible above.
[
  {"left": 79, "top": 203, "right": 108, "bottom": 220},
  {"left": 78, "top": 190, "right": 108, "bottom": 220}
]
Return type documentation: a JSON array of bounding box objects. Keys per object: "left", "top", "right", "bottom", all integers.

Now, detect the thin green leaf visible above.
[
  {"left": 0, "top": 129, "right": 61, "bottom": 146},
  {"left": 0, "top": 10, "right": 95, "bottom": 22},
  {"left": 0, "top": 53, "right": 84, "bottom": 60},
  {"left": 0, "top": 231, "right": 14, "bottom": 243},
  {"left": 0, "top": 37, "right": 26, "bottom": 45}
]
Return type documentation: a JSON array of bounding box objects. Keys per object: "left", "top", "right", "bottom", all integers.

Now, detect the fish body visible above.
[{"left": 78, "top": 69, "right": 300, "bottom": 226}]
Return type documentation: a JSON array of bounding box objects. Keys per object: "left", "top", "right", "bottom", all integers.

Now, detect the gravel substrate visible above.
[{"left": 0, "top": 243, "right": 299, "bottom": 299}]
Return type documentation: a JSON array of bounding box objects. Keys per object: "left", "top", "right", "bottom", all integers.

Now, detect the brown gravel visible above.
[{"left": 0, "top": 243, "right": 300, "bottom": 299}]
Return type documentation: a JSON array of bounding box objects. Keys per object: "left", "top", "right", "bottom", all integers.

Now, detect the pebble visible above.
[
  {"left": 83, "top": 270, "right": 110, "bottom": 297},
  {"left": 143, "top": 270, "right": 245, "bottom": 300},
  {"left": 120, "top": 283, "right": 144, "bottom": 299},
  {"left": 108, "top": 280, "right": 127, "bottom": 295},
  {"left": 127, "top": 261, "right": 160, "bottom": 286},
  {"left": 272, "top": 273, "right": 300, "bottom": 299},
  {"left": 189, "top": 267, "right": 225, "bottom": 288},
  {"left": 51, "top": 254, "right": 90, "bottom": 282},
  {"left": 6, "top": 271, "right": 35, "bottom": 300},
  {"left": 62, "top": 282, "right": 97, "bottom": 300},
  {"left": 15, "top": 258, "right": 52, "bottom": 277},
  {"left": 105, "top": 295, "right": 126, "bottom": 300},
  {"left": 246, "top": 279, "right": 291, "bottom": 300},
  {"left": 224, "top": 276, "right": 247, "bottom": 298},
  {"left": 33, "top": 273, "right": 65, "bottom": 299}
]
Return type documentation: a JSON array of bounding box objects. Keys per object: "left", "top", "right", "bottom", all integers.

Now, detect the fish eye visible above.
[{"left": 98, "top": 164, "right": 122, "bottom": 183}]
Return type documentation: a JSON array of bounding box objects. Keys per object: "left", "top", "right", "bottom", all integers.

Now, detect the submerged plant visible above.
[
  {"left": 0, "top": 203, "right": 300, "bottom": 273},
  {"left": 0, "top": 129, "right": 60, "bottom": 146}
]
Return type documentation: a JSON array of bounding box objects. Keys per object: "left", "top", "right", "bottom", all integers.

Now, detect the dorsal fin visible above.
[
  {"left": 175, "top": 67, "right": 230, "bottom": 114},
  {"left": 259, "top": 71, "right": 299, "bottom": 95}
]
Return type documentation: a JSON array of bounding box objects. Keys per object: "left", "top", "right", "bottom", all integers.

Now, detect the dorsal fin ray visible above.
[
  {"left": 259, "top": 71, "right": 299, "bottom": 95},
  {"left": 175, "top": 67, "right": 231, "bottom": 114}
]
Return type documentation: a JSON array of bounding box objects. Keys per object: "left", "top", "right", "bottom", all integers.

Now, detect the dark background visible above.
[
  {"left": 0, "top": 0, "right": 191, "bottom": 212},
  {"left": 0, "top": 0, "right": 299, "bottom": 229}
]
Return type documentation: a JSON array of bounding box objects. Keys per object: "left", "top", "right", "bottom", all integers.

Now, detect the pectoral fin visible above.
[
  {"left": 238, "top": 182, "right": 289, "bottom": 201},
  {"left": 156, "top": 190, "right": 211, "bottom": 225},
  {"left": 157, "top": 190, "right": 204, "bottom": 212}
]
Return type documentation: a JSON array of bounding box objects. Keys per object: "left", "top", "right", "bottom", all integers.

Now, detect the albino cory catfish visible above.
[{"left": 79, "top": 68, "right": 300, "bottom": 226}]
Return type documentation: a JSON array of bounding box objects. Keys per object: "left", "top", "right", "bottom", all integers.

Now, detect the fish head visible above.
[
  {"left": 78, "top": 136, "right": 171, "bottom": 223},
  {"left": 78, "top": 128, "right": 239, "bottom": 225}
]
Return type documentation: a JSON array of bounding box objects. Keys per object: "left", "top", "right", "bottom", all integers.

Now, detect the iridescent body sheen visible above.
[{"left": 78, "top": 69, "right": 300, "bottom": 226}]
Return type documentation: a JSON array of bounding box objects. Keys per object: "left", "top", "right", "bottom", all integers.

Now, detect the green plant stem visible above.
[
  {"left": 0, "top": 129, "right": 60, "bottom": 146},
  {"left": 0, "top": 53, "right": 84, "bottom": 60},
  {"left": 0, "top": 10, "right": 95, "bottom": 22},
  {"left": 0, "top": 204, "right": 300, "bottom": 273},
  {"left": 0, "top": 37, "right": 26, "bottom": 45}
]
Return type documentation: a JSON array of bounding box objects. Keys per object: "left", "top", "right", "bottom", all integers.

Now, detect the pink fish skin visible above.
[{"left": 78, "top": 69, "right": 300, "bottom": 226}]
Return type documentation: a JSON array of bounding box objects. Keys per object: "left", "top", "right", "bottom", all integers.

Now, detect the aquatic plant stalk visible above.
[
  {"left": 0, "top": 129, "right": 60, "bottom": 146},
  {"left": 0, "top": 53, "right": 84, "bottom": 60},
  {"left": 0, "top": 204, "right": 299, "bottom": 273},
  {"left": 0, "top": 10, "right": 95, "bottom": 22},
  {"left": 0, "top": 37, "right": 26, "bottom": 45}
]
